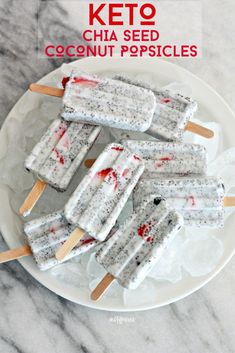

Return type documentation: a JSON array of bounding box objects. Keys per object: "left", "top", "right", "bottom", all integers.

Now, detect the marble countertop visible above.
[{"left": 0, "top": 0, "right": 235, "bottom": 352}]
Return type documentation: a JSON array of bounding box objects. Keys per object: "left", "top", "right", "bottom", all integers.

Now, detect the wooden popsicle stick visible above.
[
  {"left": 185, "top": 121, "right": 214, "bottom": 139},
  {"left": 55, "top": 228, "right": 85, "bottom": 261},
  {"left": 84, "top": 159, "right": 96, "bottom": 168},
  {"left": 30, "top": 83, "right": 64, "bottom": 97},
  {"left": 224, "top": 197, "right": 235, "bottom": 207},
  {"left": 90, "top": 273, "right": 115, "bottom": 301},
  {"left": 19, "top": 180, "right": 47, "bottom": 217},
  {"left": 0, "top": 245, "right": 32, "bottom": 264}
]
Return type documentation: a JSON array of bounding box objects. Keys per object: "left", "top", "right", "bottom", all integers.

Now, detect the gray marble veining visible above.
[{"left": 0, "top": 0, "right": 235, "bottom": 352}]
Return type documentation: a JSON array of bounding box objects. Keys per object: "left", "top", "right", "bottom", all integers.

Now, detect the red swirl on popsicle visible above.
[
  {"left": 137, "top": 222, "right": 153, "bottom": 242},
  {"left": 53, "top": 148, "right": 65, "bottom": 165},
  {"left": 160, "top": 97, "right": 172, "bottom": 104},
  {"left": 96, "top": 168, "right": 118, "bottom": 191}
]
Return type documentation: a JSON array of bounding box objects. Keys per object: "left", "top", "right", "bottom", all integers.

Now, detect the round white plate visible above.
[{"left": 0, "top": 57, "right": 235, "bottom": 312}]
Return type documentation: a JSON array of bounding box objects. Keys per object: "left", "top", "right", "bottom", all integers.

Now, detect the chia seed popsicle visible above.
[
  {"left": 19, "top": 117, "right": 101, "bottom": 216},
  {"left": 133, "top": 176, "right": 226, "bottom": 228},
  {"left": 91, "top": 197, "right": 183, "bottom": 300},
  {"left": 121, "top": 140, "right": 207, "bottom": 178},
  {"left": 55, "top": 143, "right": 145, "bottom": 261},
  {"left": 0, "top": 210, "right": 99, "bottom": 270},
  {"left": 61, "top": 71, "right": 156, "bottom": 132},
  {"left": 115, "top": 75, "right": 214, "bottom": 141}
]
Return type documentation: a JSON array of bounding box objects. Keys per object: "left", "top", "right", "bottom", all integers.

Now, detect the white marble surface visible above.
[{"left": 0, "top": 0, "right": 235, "bottom": 352}]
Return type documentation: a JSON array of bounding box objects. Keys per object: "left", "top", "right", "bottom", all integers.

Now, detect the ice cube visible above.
[
  {"left": 148, "top": 231, "right": 185, "bottom": 283},
  {"left": 80, "top": 250, "right": 94, "bottom": 270},
  {"left": 123, "top": 279, "right": 157, "bottom": 307},
  {"left": 0, "top": 146, "right": 34, "bottom": 193},
  {"left": 86, "top": 253, "right": 106, "bottom": 279},
  {"left": 23, "top": 110, "right": 47, "bottom": 140},
  {"left": 208, "top": 147, "right": 235, "bottom": 191},
  {"left": 17, "top": 91, "right": 41, "bottom": 115},
  {"left": 6, "top": 117, "right": 26, "bottom": 150},
  {"left": 181, "top": 232, "right": 224, "bottom": 277},
  {"left": 50, "top": 262, "right": 88, "bottom": 287},
  {"left": 40, "top": 97, "right": 60, "bottom": 121},
  {"left": 183, "top": 119, "right": 222, "bottom": 162}
]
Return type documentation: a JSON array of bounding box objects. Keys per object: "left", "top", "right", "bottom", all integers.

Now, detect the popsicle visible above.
[
  {"left": 114, "top": 75, "right": 214, "bottom": 140},
  {"left": 85, "top": 140, "right": 207, "bottom": 178},
  {"left": 91, "top": 197, "right": 184, "bottom": 300},
  {"left": 0, "top": 210, "right": 99, "bottom": 270},
  {"left": 19, "top": 118, "right": 101, "bottom": 216},
  {"left": 55, "top": 143, "right": 145, "bottom": 261},
  {"left": 133, "top": 176, "right": 235, "bottom": 228},
  {"left": 29, "top": 71, "right": 156, "bottom": 132}
]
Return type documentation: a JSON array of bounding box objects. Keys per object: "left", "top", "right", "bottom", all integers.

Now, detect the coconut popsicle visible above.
[
  {"left": 61, "top": 71, "right": 156, "bottom": 132},
  {"left": 91, "top": 197, "right": 183, "bottom": 300},
  {"left": 55, "top": 143, "right": 145, "bottom": 261},
  {"left": 0, "top": 210, "right": 99, "bottom": 270},
  {"left": 133, "top": 176, "right": 227, "bottom": 228},
  {"left": 19, "top": 117, "right": 101, "bottom": 216},
  {"left": 121, "top": 140, "right": 207, "bottom": 178},
  {"left": 115, "top": 75, "right": 213, "bottom": 141}
]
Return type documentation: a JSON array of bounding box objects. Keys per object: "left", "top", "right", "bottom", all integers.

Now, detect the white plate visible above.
[{"left": 0, "top": 57, "right": 235, "bottom": 312}]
